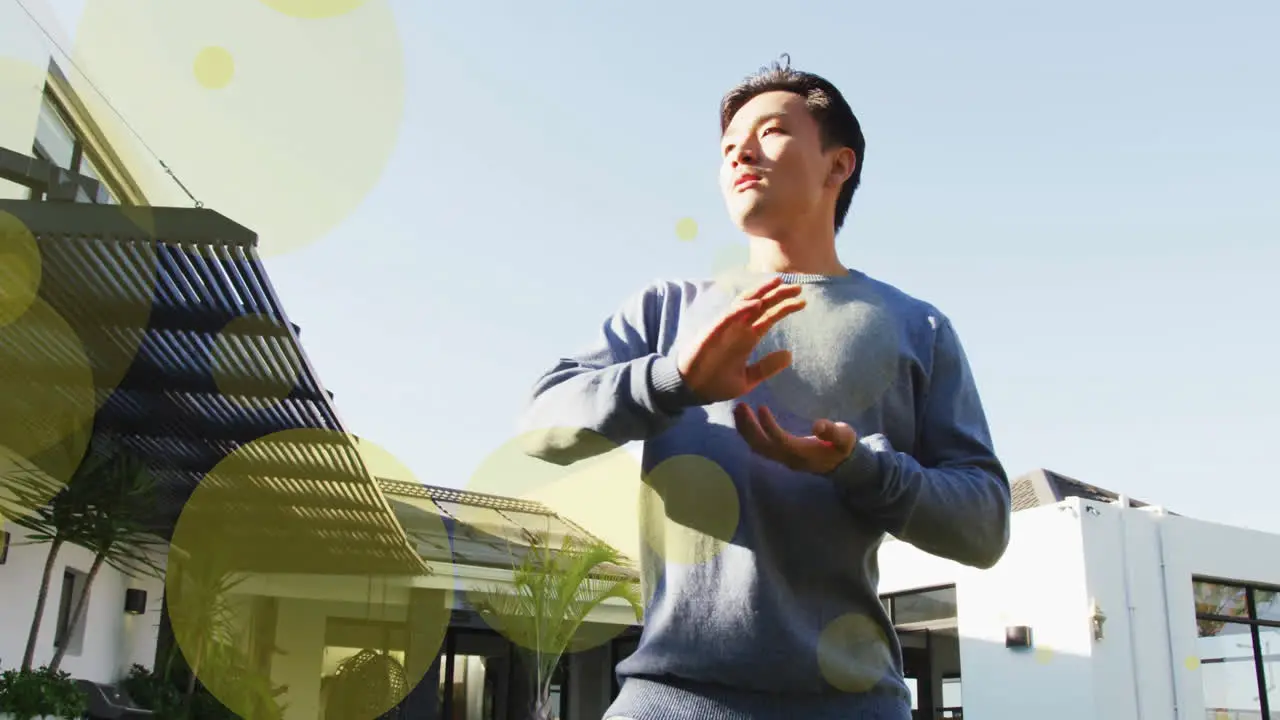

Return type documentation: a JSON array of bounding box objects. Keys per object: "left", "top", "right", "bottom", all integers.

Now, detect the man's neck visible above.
[{"left": 746, "top": 232, "right": 848, "bottom": 277}]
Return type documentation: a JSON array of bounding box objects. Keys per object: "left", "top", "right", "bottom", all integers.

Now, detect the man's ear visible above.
[{"left": 826, "top": 147, "right": 857, "bottom": 188}]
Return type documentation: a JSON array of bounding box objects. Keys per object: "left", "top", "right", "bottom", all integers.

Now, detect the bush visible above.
[
  {"left": 0, "top": 664, "right": 87, "bottom": 720},
  {"left": 119, "top": 664, "right": 182, "bottom": 717}
]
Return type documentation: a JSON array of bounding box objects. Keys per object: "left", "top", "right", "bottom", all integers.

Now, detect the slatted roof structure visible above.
[
  {"left": 1010, "top": 468, "right": 1177, "bottom": 515},
  {"left": 378, "top": 478, "right": 640, "bottom": 582},
  {"left": 0, "top": 198, "right": 427, "bottom": 576}
]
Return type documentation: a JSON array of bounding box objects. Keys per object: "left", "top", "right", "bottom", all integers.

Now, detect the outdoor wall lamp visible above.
[
  {"left": 1090, "top": 599, "right": 1107, "bottom": 641},
  {"left": 124, "top": 588, "right": 147, "bottom": 615},
  {"left": 1005, "top": 625, "right": 1033, "bottom": 649}
]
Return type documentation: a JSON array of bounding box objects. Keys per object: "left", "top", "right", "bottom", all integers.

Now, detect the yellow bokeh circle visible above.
[
  {"left": 675, "top": 217, "right": 698, "bottom": 242},
  {"left": 816, "top": 613, "right": 895, "bottom": 693},
  {"left": 0, "top": 211, "right": 41, "bottom": 327},
  {"left": 166, "top": 429, "right": 447, "bottom": 720},
  {"left": 209, "top": 313, "right": 302, "bottom": 408},
  {"left": 193, "top": 46, "right": 235, "bottom": 89},
  {"left": 1034, "top": 647, "right": 1054, "bottom": 664},
  {"left": 0, "top": 297, "right": 97, "bottom": 511},
  {"left": 463, "top": 428, "right": 645, "bottom": 654},
  {"left": 72, "top": 0, "right": 405, "bottom": 257},
  {"left": 639, "top": 454, "right": 740, "bottom": 566}
]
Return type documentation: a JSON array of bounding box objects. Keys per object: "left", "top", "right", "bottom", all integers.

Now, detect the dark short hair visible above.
[{"left": 719, "top": 56, "right": 865, "bottom": 233}]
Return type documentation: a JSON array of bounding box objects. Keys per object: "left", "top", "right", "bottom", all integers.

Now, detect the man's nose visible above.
[{"left": 730, "top": 145, "right": 755, "bottom": 167}]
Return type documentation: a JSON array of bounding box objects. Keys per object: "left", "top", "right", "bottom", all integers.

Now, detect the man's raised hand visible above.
[{"left": 675, "top": 276, "right": 805, "bottom": 403}]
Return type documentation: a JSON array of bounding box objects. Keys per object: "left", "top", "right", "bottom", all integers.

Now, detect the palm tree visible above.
[
  {"left": 468, "top": 532, "right": 642, "bottom": 720},
  {"left": 0, "top": 438, "right": 115, "bottom": 671},
  {"left": 48, "top": 447, "right": 165, "bottom": 672},
  {"left": 165, "top": 544, "right": 245, "bottom": 698}
]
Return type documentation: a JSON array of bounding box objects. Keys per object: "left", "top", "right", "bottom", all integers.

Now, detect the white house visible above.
[{"left": 871, "top": 468, "right": 1280, "bottom": 720}]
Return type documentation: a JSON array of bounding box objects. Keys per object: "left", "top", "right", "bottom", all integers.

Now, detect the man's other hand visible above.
[{"left": 734, "top": 403, "right": 857, "bottom": 474}]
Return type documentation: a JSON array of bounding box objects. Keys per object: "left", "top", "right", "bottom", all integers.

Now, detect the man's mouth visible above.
[{"left": 735, "top": 173, "right": 762, "bottom": 189}]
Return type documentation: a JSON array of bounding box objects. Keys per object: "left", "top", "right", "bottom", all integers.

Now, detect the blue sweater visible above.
[{"left": 519, "top": 269, "right": 1011, "bottom": 720}]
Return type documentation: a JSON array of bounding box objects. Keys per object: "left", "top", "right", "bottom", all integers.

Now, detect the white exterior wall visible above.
[
  {"left": 1157, "top": 509, "right": 1280, "bottom": 719},
  {"left": 879, "top": 497, "right": 1280, "bottom": 720},
  {"left": 880, "top": 501, "right": 1099, "bottom": 719},
  {"left": 0, "top": 527, "right": 166, "bottom": 683}
]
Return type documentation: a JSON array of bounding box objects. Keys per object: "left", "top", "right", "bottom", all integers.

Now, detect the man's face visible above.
[{"left": 719, "top": 90, "right": 840, "bottom": 236}]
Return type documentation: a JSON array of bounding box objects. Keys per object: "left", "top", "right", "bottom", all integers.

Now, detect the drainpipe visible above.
[
  {"left": 1149, "top": 505, "right": 1181, "bottom": 719},
  {"left": 1114, "top": 496, "right": 1147, "bottom": 720}
]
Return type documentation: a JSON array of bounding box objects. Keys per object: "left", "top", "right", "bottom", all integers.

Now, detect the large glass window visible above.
[
  {"left": 1194, "top": 579, "right": 1280, "bottom": 719},
  {"left": 888, "top": 586, "right": 958, "bottom": 627},
  {"left": 30, "top": 89, "right": 122, "bottom": 204}
]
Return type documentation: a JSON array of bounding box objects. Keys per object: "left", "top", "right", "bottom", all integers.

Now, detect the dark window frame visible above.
[
  {"left": 30, "top": 87, "right": 124, "bottom": 204},
  {"left": 1194, "top": 577, "right": 1280, "bottom": 719},
  {"left": 53, "top": 567, "right": 87, "bottom": 653},
  {"left": 881, "top": 583, "right": 958, "bottom": 627}
]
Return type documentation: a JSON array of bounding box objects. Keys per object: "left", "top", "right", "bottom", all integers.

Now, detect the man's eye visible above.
[
  {"left": 762, "top": 127, "right": 783, "bottom": 136},
  {"left": 723, "top": 144, "right": 736, "bottom": 156}
]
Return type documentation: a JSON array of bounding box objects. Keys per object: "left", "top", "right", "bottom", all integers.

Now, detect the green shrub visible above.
[
  {"left": 119, "top": 664, "right": 182, "bottom": 717},
  {"left": 0, "top": 664, "right": 88, "bottom": 720}
]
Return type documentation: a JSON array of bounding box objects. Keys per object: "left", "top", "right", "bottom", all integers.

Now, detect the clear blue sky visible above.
[{"left": 48, "top": 0, "right": 1280, "bottom": 532}]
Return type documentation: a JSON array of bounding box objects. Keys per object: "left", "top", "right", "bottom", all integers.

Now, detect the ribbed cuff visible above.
[
  {"left": 825, "top": 441, "right": 884, "bottom": 500},
  {"left": 648, "top": 354, "right": 704, "bottom": 414}
]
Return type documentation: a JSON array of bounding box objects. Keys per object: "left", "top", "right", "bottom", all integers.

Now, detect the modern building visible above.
[{"left": 875, "top": 468, "right": 1280, "bottom": 720}]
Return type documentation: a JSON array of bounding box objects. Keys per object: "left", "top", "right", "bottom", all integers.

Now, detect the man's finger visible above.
[
  {"left": 740, "top": 276, "right": 784, "bottom": 302},
  {"left": 704, "top": 298, "right": 764, "bottom": 343},
  {"left": 751, "top": 297, "right": 806, "bottom": 335},
  {"left": 744, "top": 350, "right": 791, "bottom": 389},
  {"left": 813, "top": 419, "right": 857, "bottom": 455},
  {"left": 733, "top": 404, "right": 774, "bottom": 456},
  {"left": 756, "top": 405, "right": 799, "bottom": 455}
]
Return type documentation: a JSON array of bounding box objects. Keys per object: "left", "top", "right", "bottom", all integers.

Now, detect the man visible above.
[{"left": 518, "top": 58, "right": 1011, "bottom": 720}]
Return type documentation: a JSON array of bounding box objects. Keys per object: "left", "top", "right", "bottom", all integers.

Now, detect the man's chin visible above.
[{"left": 728, "top": 203, "right": 770, "bottom": 234}]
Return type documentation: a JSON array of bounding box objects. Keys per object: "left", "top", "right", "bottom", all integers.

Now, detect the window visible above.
[
  {"left": 881, "top": 587, "right": 962, "bottom": 719},
  {"left": 30, "top": 89, "right": 122, "bottom": 204},
  {"left": 1194, "top": 579, "right": 1280, "bottom": 719},
  {"left": 883, "top": 585, "right": 958, "bottom": 627},
  {"left": 941, "top": 674, "right": 964, "bottom": 718},
  {"left": 53, "top": 567, "right": 88, "bottom": 655}
]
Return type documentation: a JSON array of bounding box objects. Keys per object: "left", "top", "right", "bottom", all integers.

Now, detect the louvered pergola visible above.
[{"left": 0, "top": 195, "right": 427, "bottom": 577}]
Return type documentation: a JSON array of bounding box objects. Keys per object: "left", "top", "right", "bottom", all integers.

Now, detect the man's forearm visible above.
[
  {"left": 826, "top": 435, "right": 1012, "bottom": 569},
  {"left": 519, "top": 353, "right": 700, "bottom": 465}
]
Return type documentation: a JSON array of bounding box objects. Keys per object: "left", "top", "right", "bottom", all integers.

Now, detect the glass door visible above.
[{"left": 440, "top": 630, "right": 510, "bottom": 720}]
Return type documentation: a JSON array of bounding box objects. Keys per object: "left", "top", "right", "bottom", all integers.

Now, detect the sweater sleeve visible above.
[
  {"left": 824, "top": 314, "right": 1012, "bottom": 569},
  {"left": 517, "top": 281, "right": 705, "bottom": 466}
]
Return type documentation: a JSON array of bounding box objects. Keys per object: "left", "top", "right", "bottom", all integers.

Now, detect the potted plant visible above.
[{"left": 0, "top": 664, "right": 87, "bottom": 720}]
